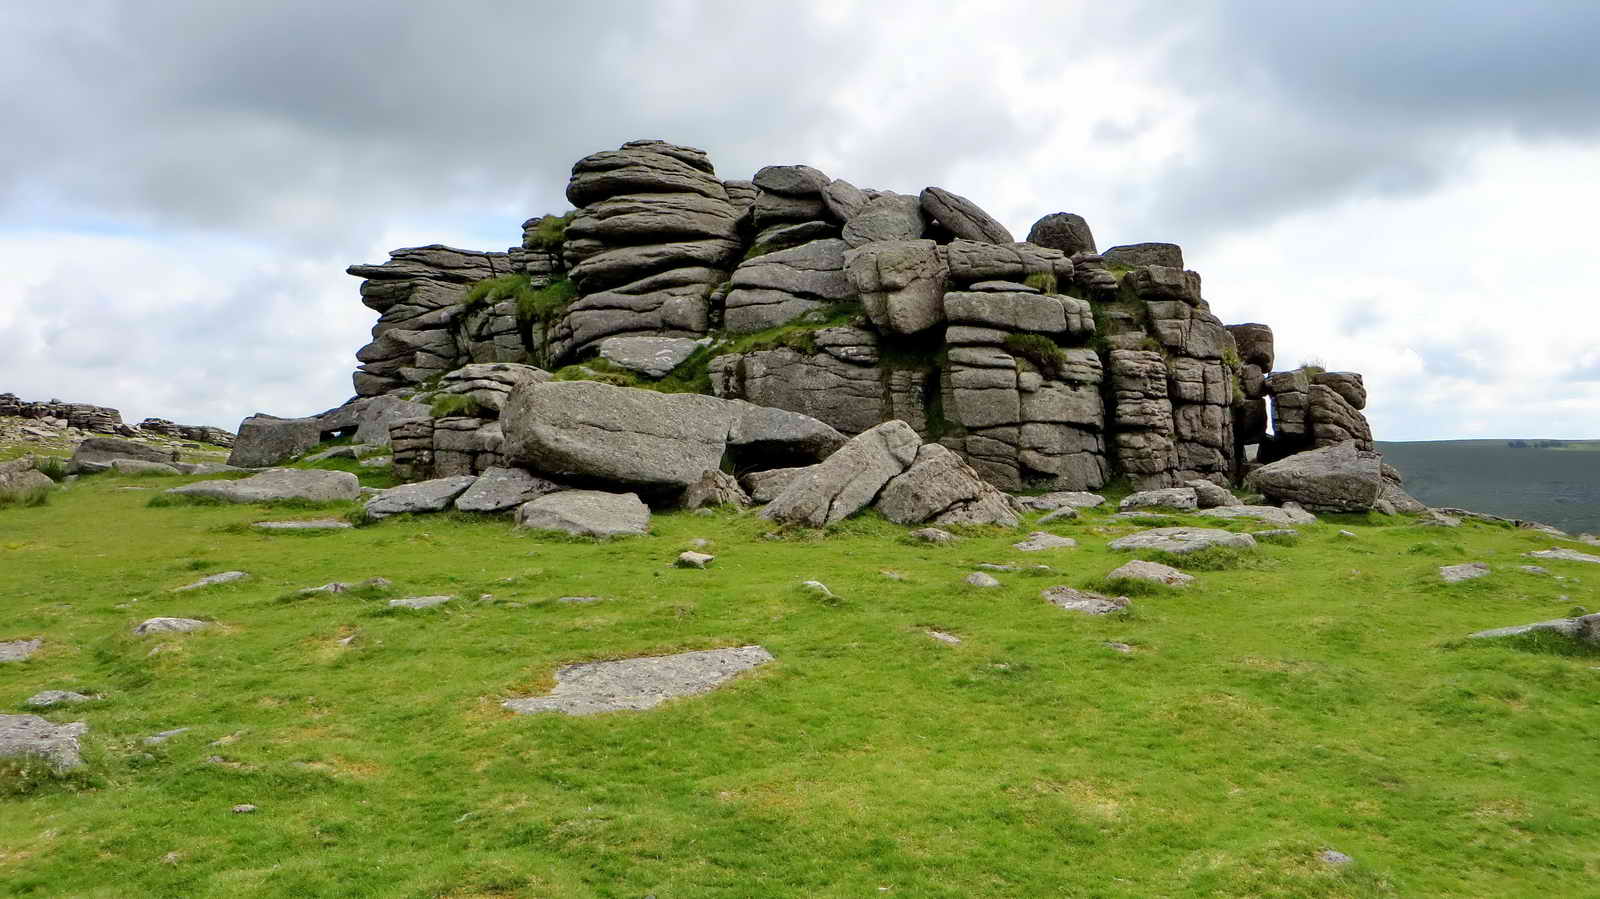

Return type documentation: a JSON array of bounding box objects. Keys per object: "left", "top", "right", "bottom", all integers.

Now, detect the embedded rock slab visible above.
[
  {"left": 502, "top": 645, "right": 774, "bottom": 716},
  {"left": 965, "top": 572, "right": 1001, "bottom": 588},
  {"left": 0, "top": 715, "right": 88, "bottom": 771},
  {"left": 388, "top": 595, "right": 454, "bottom": 609},
  {"left": 1201, "top": 505, "right": 1318, "bottom": 526},
  {"left": 1119, "top": 487, "right": 1198, "bottom": 512},
  {"left": 228, "top": 416, "right": 323, "bottom": 467},
  {"left": 876, "top": 444, "right": 1020, "bottom": 527},
  {"left": 598, "top": 336, "right": 702, "bottom": 379},
  {"left": 1526, "top": 548, "right": 1600, "bottom": 565},
  {"left": 166, "top": 469, "right": 361, "bottom": 504},
  {"left": 253, "top": 518, "right": 353, "bottom": 531},
  {"left": 364, "top": 475, "right": 479, "bottom": 519},
  {"left": 1, "top": 639, "right": 43, "bottom": 662},
  {"left": 761, "top": 420, "right": 920, "bottom": 527},
  {"left": 1186, "top": 479, "right": 1236, "bottom": 509},
  {"left": 516, "top": 490, "right": 650, "bottom": 537},
  {"left": 71, "top": 436, "right": 179, "bottom": 469},
  {"left": 134, "top": 618, "right": 209, "bottom": 635},
  {"left": 502, "top": 380, "right": 842, "bottom": 494},
  {"left": 1013, "top": 531, "right": 1077, "bottom": 552},
  {"left": 1440, "top": 563, "right": 1491, "bottom": 583},
  {"left": 1108, "top": 527, "right": 1257, "bottom": 554},
  {"left": 25, "top": 691, "right": 94, "bottom": 709},
  {"left": 1017, "top": 491, "right": 1105, "bottom": 512},
  {"left": 110, "top": 459, "right": 181, "bottom": 476},
  {"left": 1041, "top": 586, "right": 1129, "bottom": 615},
  {"left": 174, "top": 571, "right": 248, "bottom": 591},
  {"left": 1470, "top": 613, "right": 1600, "bottom": 643},
  {"left": 454, "top": 467, "right": 563, "bottom": 513},
  {"left": 1106, "top": 560, "right": 1194, "bottom": 587},
  {"left": 1244, "top": 441, "right": 1381, "bottom": 512}
]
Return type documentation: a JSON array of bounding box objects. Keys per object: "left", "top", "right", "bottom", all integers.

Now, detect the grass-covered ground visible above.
[{"left": 3, "top": 466, "right": 1598, "bottom": 897}]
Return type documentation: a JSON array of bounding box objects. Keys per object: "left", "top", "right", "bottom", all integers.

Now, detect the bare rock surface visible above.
[
  {"left": 167, "top": 469, "right": 361, "bottom": 504},
  {"left": 1108, "top": 527, "right": 1257, "bottom": 554},
  {"left": 0, "top": 638, "right": 43, "bottom": 663},
  {"left": 1106, "top": 560, "right": 1195, "bottom": 587},
  {"left": 1042, "top": 586, "right": 1129, "bottom": 615},
  {"left": 110, "top": 459, "right": 181, "bottom": 476},
  {"left": 680, "top": 470, "right": 750, "bottom": 510},
  {"left": 876, "top": 444, "right": 1019, "bottom": 526},
  {"left": 516, "top": 490, "right": 650, "bottom": 537},
  {"left": 598, "top": 336, "right": 703, "bottom": 379},
  {"left": 388, "top": 595, "right": 454, "bottom": 609},
  {"left": 0, "top": 714, "right": 88, "bottom": 771},
  {"left": 1018, "top": 491, "right": 1105, "bottom": 512},
  {"left": 1119, "top": 488, "right": 1198, "bottom": 512},
  {"left": 741, "top": 466, "right": 811, "bottom": 503},
  {"left": 1440, "top": 562, "right": 1491, "bottom": 583},
  {"left": 71, "top": 436, "right": 179, "bottom": 469},
  {"left": 25, "top": 690, "right": 94, "bottom": 709},
  {"left": 503, "top": 645, "right": 775, "bottom": 716},
  {"left": 253, "top": 518, "right": 354, "bottom": 531},
  {"left": 1470, "top": 613, "right": 1600, "bottom": 642},
  {"left": 228, "top": 416, "right": 322, "bottom": 467}
]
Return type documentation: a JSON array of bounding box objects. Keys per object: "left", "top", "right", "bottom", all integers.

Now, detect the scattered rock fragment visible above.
[
  {"left": 928, "top": 630, "right": 961, "bottom": 645},
  {"left": 1041, "top": 587, "right": 1129, "bottom": 615},
  {"left": 676, "top": 551, "right": 715, "bottom": 568},
  {"left": 1104, "top": 641, "right": 1134, "bottom": 653},
  {"left": 231, "top": 804, "right": 258, "bottom": 814},
  {"left": 387, "top": 595, "right": 453, "bottom": 609},
  {"left": 558, "top": 596, "right": 605, "bottom": 604},
  {"left": 174, "top": 571, "right": 248, "bottom": 591},
  {"left": 1440, "top": 562, "right": 1490, "bottom": 583},
  {"left": 965, "top": 572, "right": 1001, "bottom": 588},
  {"left": 1038, "top": 507, "right": 1078, "bottom": 523},
  {"left": 143, "top": 728, "right": 191, "bottom": 745},
  {"left": 502, "top": 645, "right": 775, "bottom": 715},
  {"left": 1318, "top": 850, "right": 1354, "bottom": 867},
  {"left": 1013, "top": 531, "right": 1077, "bottom": 552},
  {"left": 801, "top": 580, "right": 836, "bottom": 599},
  {"left": 1519, "top": 565, "right": 1549, "bottom": 575},
  {"left": 911, "top": 527, "right": 957, "bottom": 544},
  {"left": 24, "top": 691, "right": 94, "bottom": 709},
  {"left": 1106, "top": 560, "right": 1194, "bottom": 587},
  {"left": 134, "top": 618, "right": 209, "bottom": 635},
  {"left": 0, "top": 714, "right": 88, "bottom": 771},
  {"left": 0, "top": 638, "right": 42, "bottom": 663}
]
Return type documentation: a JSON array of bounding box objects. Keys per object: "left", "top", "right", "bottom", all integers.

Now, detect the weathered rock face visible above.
[
  {"left": 70, "top": 436, "right": 179, "bottom": 471},
  {"left": 876, "top": 443, "right": 1020, "bottom": 526},
  {"left": 326, "top": 138, "right": 1383, "bottom": 502},
  {"left": 516, "top": 489, "right": 650, "bottom": 536},
  {"left": 228, "top": 416, "right": 322, "bottom": 467},
  {"left": 762, "top": 420, "right": 920, "bottom": 526}
]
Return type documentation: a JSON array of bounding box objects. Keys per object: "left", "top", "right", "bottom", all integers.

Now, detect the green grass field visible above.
[{"left": 3, "top": 466, "right": 1599, "bottom": 896}]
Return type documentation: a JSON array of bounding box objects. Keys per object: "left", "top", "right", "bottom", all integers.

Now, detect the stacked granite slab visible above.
[
  {"left": 543, "top": 141, "right": 741, "bottom": 363},
  {"left": 346, "top": 245, "right": 516, "bottom": 397},
  {"left": 387, "top": 363, "right": 550, "bottom": 480}
]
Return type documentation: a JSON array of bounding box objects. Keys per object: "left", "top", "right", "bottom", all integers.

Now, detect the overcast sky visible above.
[{"left": 2, "top": 0, "right": 1597, "bottom": 439}]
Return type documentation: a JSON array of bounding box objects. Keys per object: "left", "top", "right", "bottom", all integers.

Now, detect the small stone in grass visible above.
[
  {"left": 676, "top": 551, "right": 715, "bottom": 568},
  {"left": 802, "top": 580, "right": 836, "bottom": 599},
  {"left": 1104, "top": 642, "right": 1134, "bottom": 653},
  {"left": 1013, "top": 531, "right": 1077, "bottom": 552},
  {"left": 1317, "top": 849, "right": 1353, "bottom": 866},
  {"left": 965, "top": 572, "right": 1001, "bottom": 588},
  {"left": 174, "top": 571, "right": 248, "bottom": 591},
  {"left": 928, "top": 630, "right": 961, "bottom": 645},
  {"left": 231, "top": 804, "right": 257, "bottom": 814},
  {"left": 387, "top": 595, "right": 453, "bottom": 609},
  {"left": 910, "top": 527, "right": 957, "bottom": 544}
]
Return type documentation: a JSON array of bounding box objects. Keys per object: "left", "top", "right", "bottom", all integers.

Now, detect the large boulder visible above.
[
  {"left": 0, "top": 458, "right": 53, "bottom": 497},
  {"left": 762, "top": 420, "right": 920, "bottom": 527},
  {"left": 165, "top": 469, "right": 361, "bottom": 504},
  {"left": 875, "top": 444, "right": 1020, "bottom": 526},
  {"left": 1244, "top": 441, "right": 1382, "bottom": 512},
  {"left": 501, "top": 380, "right": 843, "bottom": 498},
  {"left": 454, "top": 467, "right": 564, "bottom": 513},
  {"left": 1026, "top": 213, "right": 1096, "bottom": 256},
  {"left": 71, "top": 436, "right": 178, "bottom": 470},
  {"left": 919, "top": 187, "right": 1013, "bottom": 244},
  {"left": 228, "top": 416, "right": 322, "bottom": 467},
  {"left": 1103, "top": 242, "right": 1183, "bottom": 269},
  {"left": 516, "top": 490, "right": 650, "bottom": 537},
  {"left": 841, "top": 194, "right": 925, "bottom": 247}
]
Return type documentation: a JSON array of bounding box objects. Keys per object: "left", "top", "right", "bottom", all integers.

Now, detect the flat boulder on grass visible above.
[
  {"left": 71, "top": 436, "right": 178, "bottom": 469},
  {"left": 110, "top": 459, "right": 181, "bottom": 476},
  {"left": 253, "top": 518, "right": 352, "bottom": 531},
  {"left": 1106, "top": 560, "right": 1194, "bottom": 587},
  {"left": 876, "top": 444, "right": 1019, "bottom": 526},
  {"left": 1, "top": 638, "right": 43, "bottom": 662},
  {"left": 134, "top": 617, "right": 208, "bottom": 635},
  {"left": 0, "top": 714, "right": 88, "bottom": 771},
  {"left": 503, "top": 645, "right": 774, "bottom": 716},
  {"left": 387, "top": 595, "right": 453, "bottom": 609},
  {"left": 1470, "top": 613, "right": 1600, "bottom": 643},
  {"left": 166, "top": 469, "right": 360, "bottom": 504},
  {"left": 1202, "top": 504, "right": 1317, "bottom": 526},
  {"left": 25, "top": 690, "right": 94, "bottom": 709},
  {"left": 762, "top": 420, "right": 920, "bottom": 527},
  {"left": 1042, "top": 586, "right": 1129, "bottom": 615},
  {"left": 1186, "top": 479, "right": 1236, "bottom": 509},
  {"left": 1017, "top": 491, "right": 1105, "bottom": 512},
  {"left": 1013, "top": 531, "right": 1077, "bottom": 552},
  {"left": 454, "top": 467, "right": 563, "bottom": 513},
  {"left": 174, "top": 571, "right": 248, "bottom": 591},
  {"left": 1108, "top": 527, "right": 1257, "bottom": 554},
  {"left": 1440, "top": 562, "right": 1491, "bottom": 583},
  {"left": 364, "top": 475, "right": 479, "bottom": 519},
  {"left": 516, "top": 490, "right": 650, "bottom": 537},
  {"left": 1119, "top": 487, "right": 1198, "bottom": 512},
  {"left": 1527, "top": 548, "right": 1600, "bottom": 565}
]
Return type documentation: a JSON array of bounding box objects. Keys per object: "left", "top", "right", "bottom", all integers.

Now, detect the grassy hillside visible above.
[
  {"left": 1377, "top": 440, "right": 1600, "bottom": 534},
  {"left": 3, "top": 467, "right": 1599, "bottom": 896}
]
